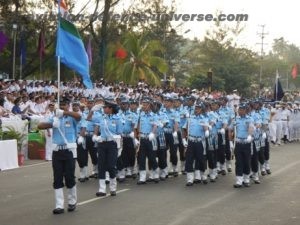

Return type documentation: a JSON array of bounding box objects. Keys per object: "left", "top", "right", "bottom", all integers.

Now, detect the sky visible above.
[
  {"left": 77, "top": 0, "right": 300, "bottom": 54},
  {"left": 166, "top": 0, "right": 300, "bottom": 53}
]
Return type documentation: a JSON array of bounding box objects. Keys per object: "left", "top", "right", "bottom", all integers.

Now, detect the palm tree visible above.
[{"left": 105, "top": 32, "right": 168, "bottom": 85}]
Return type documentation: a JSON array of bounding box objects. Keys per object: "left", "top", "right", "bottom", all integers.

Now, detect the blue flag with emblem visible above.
[{"left": 56, "top": 17, "right": 93, "bottom": 89}]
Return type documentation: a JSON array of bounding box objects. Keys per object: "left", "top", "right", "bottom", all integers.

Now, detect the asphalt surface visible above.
[{"left": 1, "top": 143, "right": 300, "bottom": 225}]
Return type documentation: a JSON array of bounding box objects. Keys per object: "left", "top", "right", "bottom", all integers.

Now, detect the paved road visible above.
[{"left": 1, "top": 143, "right": 300, "bottom": 225}]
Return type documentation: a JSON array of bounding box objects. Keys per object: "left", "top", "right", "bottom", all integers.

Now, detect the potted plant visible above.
[{"left": 0, "top": 124, "right": 28, "bottom": 166}]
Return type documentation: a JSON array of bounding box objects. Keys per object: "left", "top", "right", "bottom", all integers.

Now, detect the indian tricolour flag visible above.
[
  {"left": 59, "top": 0, "right": 68, "bottom": 16},
  {"left": 56, "top": 4, "right": 93, "bottom": 89}
]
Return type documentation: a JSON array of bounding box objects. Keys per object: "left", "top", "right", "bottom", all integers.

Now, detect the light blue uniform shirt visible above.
[
  {"left": 234, "top": 115, "right": 254, "bottom": 139},
  {"left": 50, "top": 116, "right": 78, "bottom": 145},
  {"left": 163, "top": 108, "right": 180, "bottom": 131},
  {"left": 138, "top": 111, "right": 157, "bottom": 134},
  {"left": 118, "top": 110, "right": 137, "bottom": 134},
  {"left": 184, "top": 114, "right": 208, "bottom": 138},
  {"left": 94, "top": 114, "right": 122, "bottom": 139},
  {"left": 175, "top": 106, "right": 188, "bottom": 128}
]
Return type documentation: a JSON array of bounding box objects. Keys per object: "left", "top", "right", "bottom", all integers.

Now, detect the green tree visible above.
[
  {"left": 105, "top": 32, "right": 168, "bottom": 85},
  {"left": 185, "top": 18, "right": 258, "bottom": 96}
]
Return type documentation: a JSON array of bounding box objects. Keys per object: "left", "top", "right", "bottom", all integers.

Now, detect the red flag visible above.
[
  {"left": 115, "top": 48, "right": 127, "bottom": 59},
  {"left": 291, "top": 64, "right": 298, "bottom": 79},
  {"left": 37, "top": 30, "right": 45, "bottom": 59}
]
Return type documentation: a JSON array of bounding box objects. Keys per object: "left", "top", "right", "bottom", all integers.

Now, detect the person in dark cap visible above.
[
  {"left": 82, "top": 97, "right": 100, "bottom": 179},
  {"left": 173, "top": 96, "right": 188, "bottom": 174},
  {"left": 92, "top": 99, "right": 122, "bottom": 196},
  {"left": 182, "top": 102, "right": 210, "bottom": 186},
  {"left": 163, "top": 96, "right": 181, "bottom": 177},
  {"left": 117, "top": 97, "right": 138, "bottom": 181},
  {"left": 229, "top": 103, "right": 254, "bottom": 188},
  {"left": 38, "top": 98, "right": 81, "bottom": 214},
  {"left": 135, "top": 97, "right": 160, "bottom": 184},
  {"left": 219, "top": 96, "right": 235, "bottom": 174}
]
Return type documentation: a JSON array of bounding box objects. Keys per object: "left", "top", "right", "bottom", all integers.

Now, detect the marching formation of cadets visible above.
[{"left": 37, "top": 93, "right": 300, "bottom": 214}]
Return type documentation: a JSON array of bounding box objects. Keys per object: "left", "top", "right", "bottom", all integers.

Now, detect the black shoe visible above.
[
  {"left": 194, "top": 179, "right": 201, "bottom": 184},
  {"left": 254, "top": 180, "right": 261, "bottom": 184},
  {"left": 153, "top": 178, "right": 160, "bottom": 183},
  {"left": 118, "top": 178, "right": 125, "bottom": 183},
  {"left": 137, "top": 181, "right": 146, "bottom": 185},
  {"left": 181, "top": 171, "right": 186, "bottom": 175},
  {"left": 132, "top": 174, "right": 137, "bottom": 179},
  {"left": 110, "top": 191, "right": 116, "bottom": 196},
  {"left": 243, "top": 182, "right": 250, "bottom": 187},
  {"left": 67, "top": 204, "right": 76, "bottom": 212},
  {"left": 202, "top": 179, "right": 208, "bottom": 184},
  {"left": 186, "top": 182, "right": 193, "bottom": 186},
  {"left": 160, "top": 177, "right": 166, "bottom": 181},
  {"left": 96, "top": 192, "right": 106, "bottom": 197},
  {"left": 78, "top": 178, "right": 86, "bottom": 183},
  {"left": 126, "top": 175, "right": 132, "bottom": 178},
  {"left": 89, "top": 173, "right": 98, "bottom": 179},
  {"left": 147, "top": 178, "right": 154, "bottom": 182},
  {"left": 227, "top": 168, "right": 232, "bottom": 173},
  {"left": 261, "top": 171, "right": 267, "bottom": 176},
  {"left": 210, "top": 178, "right": 216, "bottom": 183},
  {"left": 85, "top": 177, "right": 89, "bottom": 181},
  {"left": 105, "top": 180, "right": 110, "bottom": 184},
  {"left": 169, "top": 171, "right": 174, "bottom": 176},
  {"left": 271, "top": 140, "right": 276, "bottom": 145},
  {"left": 53, "top": 208, "right": 64, "bottom": 214},
  {"left": 221, "top": 170, "right": 226, "bottom": 176},
  {"left": 173, "top": 172, "right": 179, "bottom": 177},
  {"left": 233, "top": 184, "right": 242, "bottom": 188},
  {"left": 266, "top": 169, "right": 271, "bottom": 175}
]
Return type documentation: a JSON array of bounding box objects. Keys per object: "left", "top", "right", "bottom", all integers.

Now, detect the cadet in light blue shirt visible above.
[
  {"left": 229, "top": 103, "right": 254, "bottom": 188},
  {"left": 163, "top": 97, "right": 181, "bottom": 176},
  {"left": 117, "top": 98, "right": 138, "bottom": 181},
  {"left": 38, "top": 98, "right": 81, "bottom": 214},
  {"left": 92, "top": 100, "right": 122, "bottom": 197},
  {"left": 182, "top": 102, "right": 209, "bottom": 186},
  {"left": 135, "top": 98, "right": 159, "bottom": 184}
]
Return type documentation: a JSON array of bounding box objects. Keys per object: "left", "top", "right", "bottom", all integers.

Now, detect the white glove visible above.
[
  {"left": 92, "top": 134, "right": 98, "bottom": 142},
  {"left": 205, "top": 130, "right": 210, "bottom": 138},
  {"left": 92, "top": 134, "right": 102, "bottom": 143},
  {"left": 148, "top": 132, "right": 155, "bottom": 141},
  {"left": 134, "top": 138, "right": 140, "bottom": 147},
  {"left": 262, "top": 132, "right": 267, "bottom": 139},
  {"left": 219, "top": 128, "right": 225, "bottom": 135},
  {"left": 129, "top": 131, "right": 135, "bottom": 138},
  {"left": 55, "top": 109, "right": 64, "bottom": 118},
  {"left": 91, "top": 104, "right": 102, "bottom": 112},
  {"left": 182, "top": 138, "right": 188, "bottom": 148},
  {"left": 52, "top": 117, "right": 60, "bottom": 128},
  {"left": 230, "top": 141, "right": 234, "bottom": 151},
  {"left": 172, "top": 131, "right": 178, "bottom": 138},
  {"left": 246, "top": 135, "right": 252, "bottom": 143},
  {"left": 118, "top": 148, "right": 122, "bottom": 157},
  {"left": 77, "top": 136, "right": 84, "bottom": 144}
]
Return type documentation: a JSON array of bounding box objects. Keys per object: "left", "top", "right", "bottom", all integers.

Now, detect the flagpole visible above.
[
  {"left": 40, "top": 55, "right": 42, "bottom": 80},
  {"left": 275, "top": 69, "right": 278, "bottom": 101},
  {"left": 57, "top": 55, "right": 61, "bottom": 106},
  {"left": 20, "top": 54, "right": 22, "bottom": 79},
  {"left": 57, "top": 0, "right": 61, "bottom": 107}
]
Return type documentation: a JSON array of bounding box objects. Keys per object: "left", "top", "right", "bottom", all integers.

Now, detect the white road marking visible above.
[{"left": 77, "top": 189, "right": 130, "bottom": 206}]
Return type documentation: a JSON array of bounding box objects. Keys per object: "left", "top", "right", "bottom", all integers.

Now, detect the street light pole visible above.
[{"left": 12, "top": 23, "right": 17, "bottom": 80}]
